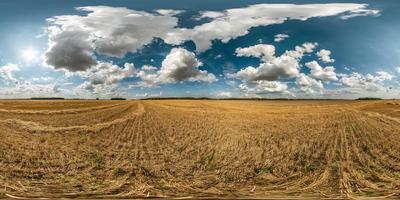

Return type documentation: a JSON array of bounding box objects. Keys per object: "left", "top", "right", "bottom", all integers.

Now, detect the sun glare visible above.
[{"left": 22, "top": 47, "right": 38, "bottom": 61}]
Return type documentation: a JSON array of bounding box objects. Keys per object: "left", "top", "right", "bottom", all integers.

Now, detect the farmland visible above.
[{"left": 0, "top": 100, "right": 400, "bottom": 199}]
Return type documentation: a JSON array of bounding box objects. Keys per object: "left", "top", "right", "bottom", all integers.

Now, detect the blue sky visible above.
[{"left": 0, "top": 0, "right": 399, "bottom": 99}]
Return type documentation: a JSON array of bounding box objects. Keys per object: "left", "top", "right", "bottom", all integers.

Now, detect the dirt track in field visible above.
[{"left": 0, "top": 100, "right": 400, "bottom": 199}]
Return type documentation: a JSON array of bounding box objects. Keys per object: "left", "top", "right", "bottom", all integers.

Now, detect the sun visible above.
[{"left": 21, "top": 47, "right": 38, "bottom": 61}]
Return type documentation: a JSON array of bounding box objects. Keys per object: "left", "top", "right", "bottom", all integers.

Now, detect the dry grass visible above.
[{"left": 0, "top": 100, "right": 400, "bottom": 199}]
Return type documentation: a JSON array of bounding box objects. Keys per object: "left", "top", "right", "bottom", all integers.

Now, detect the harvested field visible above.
[{"left": 0, "top": 100, "right": 400, "bottom": 199}]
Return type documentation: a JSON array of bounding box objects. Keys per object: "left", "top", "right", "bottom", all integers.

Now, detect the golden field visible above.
[{"left": 0, "top": 100, "right": 400, "bottom": 199}]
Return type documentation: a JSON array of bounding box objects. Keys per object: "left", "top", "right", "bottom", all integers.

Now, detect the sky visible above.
[{"left": 0, "top": 0, "right": 399, "bottom": 99}]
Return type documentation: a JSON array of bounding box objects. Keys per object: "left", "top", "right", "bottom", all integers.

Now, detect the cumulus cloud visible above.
[
  {"left": 0, "top": 64, "right": 76, "bottom": 98},
  {"left": 80, "top": 62, "right": 135, "bottom": 92},
  {"left": 340, "top": 8, "right": 380, "bottom": 20},
  {"left": 53, "top": 85, "right": 62, "bottom": 93},
  {"left": 44, "top": 3, "right": 379, "bottom": 69},
  {"left": 375, "top": 71, "right": 393, "bottom": 81},
  {"left": 339, "top": 71, "right": 392, "bottom": 92},
  {"left": 296, "top": 73, "right": 324, "bottom": 94},
  {"left": 0, "top": 64, "right": 19, "bottom": 84},
  {"left": 305, "top": 61, "right": 338, "bottom": 81},
  {"left": 32, "top": 76, "right": 54, "bottom": 82},
  {"left": 44, "top": 29, "right": 97, "bottom": 72},
  {"left": 235, "top": 42, "right": 317, "bottom": 82},
  {"left": 232, "top": 43, "right": 343, "bottom": 96},
  {"left": 0, "top": 77, "right": 77, "bottom": 99},
  {"left": 239, "top": 80, "right": 289, "bottom": 94},
  {"left": 166, "top": 3, "right": 376, "bottom": 51},
  {"left": 155, "top": 9, "right": 184, "bottom": 16},
  {"left": 135, "top": 93, "right": 149, "bottom": 97},
  {"left": 316, "top": 49, "right": 335, "bottom": 63},
  {"left": 39, "top": 3, "right": 381, "bottom": 98},
  {"left": 216, "top": 91, "right": 232, "bottom": 98},
  {"left": 396, "top": 67, "right": 400, "bottom": 74},
  {"left": 235, "top": 44, "right": 276, "bottom": 62},
  {"left": 136, "top": 48, "right": 216, "bottom": 86},
  {"left": 45, "top": 6, "right": 178, "bottom": 71},
  {"left": 196, "top": 11, "right": 225, "bottom": 19},
  {"left": 274, "top": 33, "right": 289, "bottom": 42},
  {"left": 141, "top": 65, "right": 158, "bottom": 71}
]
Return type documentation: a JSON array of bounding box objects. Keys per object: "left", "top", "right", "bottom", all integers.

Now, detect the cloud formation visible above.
[
  {"left": 45, "top": 30, "right": 97, "bottom": 72},
  {"left": 136, "top": 48, "right": 216, "bottom": 86},
  {"left": 0, "top": 64, "right": 19, "bottom": 84},
  {"left": 45, "top": 6, "right": 178, "bottom": 71},
  {"left": 0, "top": 65, "right": 75, "bottom": 98},
  {"left": 80, "top": 62, "right": 135, "bottom": 92},
  {"left": 316, "top": 49, "right": 335, "bottom": 63},
  {"left": 216, "top": 91, "right": 232, "bottom": 98},
  {"left": 44, "top": 3, "right": 379, "bottom": 72},
  {"left": 305, "top": 61, "right": 338, "bottom": 81},
  {"left": 239, "top": 81, "right": 289, "bottom": 94},
  {"left": 235, "top": 42, "right": 317, "bottom": 82},
  {"left": 33, "top": 3, "right": 386, "bottom": 99},
  {"left": 296, "top": 73, "right": 324, "bottom": 94},
  {"left": 155, "top": 9, "right": 184, "bottom": 16},
  {"left": 274, "top": 34, "right": 289, "bottom": 42},
  {"left": 340, "top": 8, "right": 380, "bottom": 20},
  {"left": 339, "top": 71, "right": 393, "bottom": 92},
  {"left": 167, "top": 3, "right": 375, "bottom": 52},
  {"left": 235, "top": 44, "right": 276, "bottom": 62}
]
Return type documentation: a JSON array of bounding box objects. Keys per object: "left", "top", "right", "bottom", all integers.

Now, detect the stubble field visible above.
[{"left": 0, "top": 100, "right": 400, "bottom": 199}]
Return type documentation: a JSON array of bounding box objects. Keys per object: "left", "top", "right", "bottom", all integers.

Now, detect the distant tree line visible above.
[
  {"left": 356, "top": 97, "right": 383, "bottom": 100},
  {"left": 111, "top": 97, "right": 126, "bottom": 100},
  {"left": 30, "top": 97, "right": 65, "bottom": 100}
]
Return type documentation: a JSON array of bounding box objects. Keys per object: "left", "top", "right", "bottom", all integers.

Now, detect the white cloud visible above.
[
  {"left": 375, "top": 71, "right": 393, "bottom": 81},
  {"left": 166, "top": 3, "right": 376, "bottom": 52},
  {"left": 141, "top": 65, "right": 158, "bottom": 71},
  {"left": 43, "top": 3, "right": 379, "bottom": 71},
  {"left": 45, "top": 6, "right": 178, "bottom": 71},
  {"left": 37, "top": 3, "right": 382, "bottom": 99},
  {"left": 305, "top": 61, "right": 338, "bottom": 81},
  {"left": 235, "top": 42, "right": 317, "bottom": 82},
  {"left": 53, "top": 85, "right": 62, "bottom": 93},
  {"left": 396, "top": 67, "right": 400, "bottom": 74},
  {"left": 316, "top": 49, "right": 335, "bottom": 63},
  {"left": 0, "top": 64, "right": 78, "bottom": 98},
  {"left": 0, "top": 80, "right": 74, "bottom": 99},
  {"left": 274, "top": 33, "right": 289, "bottom": 42},
  {"left": 239, "top": 80, "right": 289, "bottom": 94},
  {"left": 136, "top": 48, "right": 217, "bottom": 86},
  {"left": 340, "top": 72, "right": 365, "bottom": 88},
  {"left": 0, "top": 64, "right": 19, "bottom": 84},
  {"left": 196, "top": 11, "right": 225, "bottom": 19},
  {"left": 32, "top": 76, "right": 54, "bottom": 82},
  {"left": 235, "top": 44, "right": 276, "bottom": 62},
  {"left": 155, "top": 9, "right": 184, "bottom": 16},
  {"left": 296, "top": 73, "right": 324, "bottom": 94},
  {"left": 128, "top": 81, "right": 156, "bottom": 89},
  {"left": 339, "top": 71, "right": 392, "bottom": 92},
  {"left": 80, "top": 62, "right": 135, "bottom": 92},
  {"left": 135, "top": 93, "right": 149, "bottom": 97},
  {"left": 340, "top": 8, "right": 380, "bottom": 20},
  {"left": 232, "top": 43, "right": 342, "bottom": 97},
  {"left": 216, "top": 91, "right": 232, "bottom": 98}
]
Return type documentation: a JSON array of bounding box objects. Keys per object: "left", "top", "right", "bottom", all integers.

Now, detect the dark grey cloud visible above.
[{"left": 45, "top": 30, "right": 97, "bottom": 72}]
